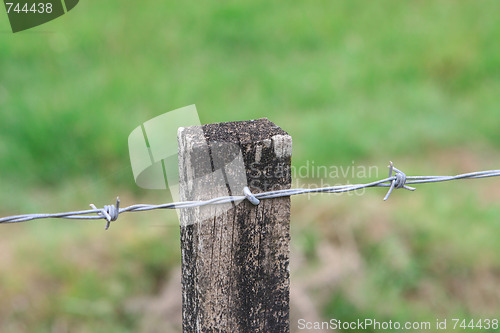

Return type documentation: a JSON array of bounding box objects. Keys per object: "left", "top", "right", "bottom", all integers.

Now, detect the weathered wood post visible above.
[{"left": 178, "top": 118, "right": 292, "bottom": 332}]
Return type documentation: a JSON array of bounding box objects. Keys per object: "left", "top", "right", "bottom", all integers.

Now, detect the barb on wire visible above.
[
  {"left": 1, "top": 162, "right": 499, "bottom": 230},
  {"left": 384, "top": 161, "right": 416, "bottom": 201}
]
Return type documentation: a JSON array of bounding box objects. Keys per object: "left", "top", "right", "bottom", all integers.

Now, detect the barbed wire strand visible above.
[{"left": 1, "top": 162, "right": 499, "bottom": 230}]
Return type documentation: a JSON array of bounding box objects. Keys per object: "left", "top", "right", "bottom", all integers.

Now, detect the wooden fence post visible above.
[{"left": 178, "top": 118, "right": 292, "bottom": 332}]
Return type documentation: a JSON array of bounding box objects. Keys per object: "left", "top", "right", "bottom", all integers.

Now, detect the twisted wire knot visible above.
[
  {"left": 384, "top": 162, "right": 416, "bottom": 201},
  {"left": 90, "top": 197, "right": 120, "bottom": 230},
  {"left": 393, "top": 167, "right": 407, "bottom": 189},
  {"left": 243, "top": 187, "right": 260, "bottom": 205}
]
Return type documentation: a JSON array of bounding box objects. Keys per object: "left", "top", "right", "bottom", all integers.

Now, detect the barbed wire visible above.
[{"left": 1, "top": 162, "right": 499, "bottom": 230}]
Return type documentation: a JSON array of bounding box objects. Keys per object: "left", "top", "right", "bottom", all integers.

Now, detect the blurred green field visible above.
[{"left": 1, "top": 1, "right": 500, "bottom": 332}]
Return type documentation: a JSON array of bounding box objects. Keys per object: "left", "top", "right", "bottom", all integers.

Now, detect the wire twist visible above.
[
  {"left": 90, "top": 197, "right": 120, "bottom": 230},
  {"left": 0, "top": 162, "right": 499, "bottom": 230},
  {"left": 243, "top": 186, "right": 260, "bottom": 206},
  {"left": 383, "top": 161, "right": 416, "bottom": 201}
]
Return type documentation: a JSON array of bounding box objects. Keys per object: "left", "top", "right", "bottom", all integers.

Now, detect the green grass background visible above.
[{"left": 1, "top": 1, "right": 500, "bottom": 332}]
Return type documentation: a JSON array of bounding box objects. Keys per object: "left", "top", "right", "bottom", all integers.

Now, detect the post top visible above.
[{"left": 201, "top": 118, "right": 289, "bottom": 144}]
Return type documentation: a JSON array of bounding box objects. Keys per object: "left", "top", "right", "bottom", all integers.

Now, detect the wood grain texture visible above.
[{"left": 178, "top": 118, "right": 292, "bottom": 332}]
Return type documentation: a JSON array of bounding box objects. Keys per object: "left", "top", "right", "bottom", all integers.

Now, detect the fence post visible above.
[{"left": 177, "top": 118, "right": 292, "bottom": 332}]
